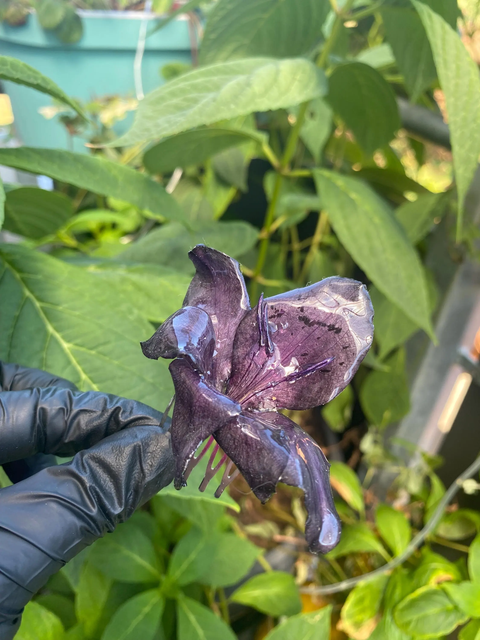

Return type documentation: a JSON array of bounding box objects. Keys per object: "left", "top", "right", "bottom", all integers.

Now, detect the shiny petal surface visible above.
[
  {"left": 169, "top": 358, "right": 241, "bottom": 489},
  {"left": 184, "top": 245, "right": 250, "bottom": 388},
  {"left": 228, "top": 277, "right": 374, "bottom": 411},
  {"left": 215, "top": 411, "right": 341, "bottom": 554},
  {"left": 141, "top": 307, "right": 215, "bottom": 376}
]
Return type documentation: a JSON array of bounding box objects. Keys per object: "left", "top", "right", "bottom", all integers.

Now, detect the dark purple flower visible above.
[{"left": 141, "top": 246, "right": 374, "bottom": 553}]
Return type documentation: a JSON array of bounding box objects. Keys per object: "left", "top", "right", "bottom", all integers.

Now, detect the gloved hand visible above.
[{"left": 0, "top": 361, "right": 174, "bottom": 640}]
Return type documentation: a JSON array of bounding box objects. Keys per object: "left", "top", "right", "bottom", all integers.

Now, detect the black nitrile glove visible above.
[{"left": 0, "top": 362, "right": 174, "bottom": 640}]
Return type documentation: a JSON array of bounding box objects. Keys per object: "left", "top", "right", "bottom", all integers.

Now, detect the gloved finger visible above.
[
  {"left": 0, "top": 424, "right": 174, "bottom": 640},
  {"left": 0, "top": 362, "right": 78, "bottom": 392},
  {"left": 0, "top": 387, "right": 167, "bottom": 465}
]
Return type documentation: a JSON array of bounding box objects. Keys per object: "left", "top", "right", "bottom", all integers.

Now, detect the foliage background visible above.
[{"left": 2, "top": 0, "right": 480, "bottom": 638}]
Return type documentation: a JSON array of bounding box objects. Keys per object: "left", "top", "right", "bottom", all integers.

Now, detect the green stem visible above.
[
  {"left": 299, "top": 210, "right": 329, "bottom": 282},
  {"left": 301, "top": 454, "right": 480, "bottom": 596},
  {"left": 350, "top": 1, "right": 385, "bottom": 22},
  {"left": 218, "top": 588, "right": 230, "bottom": 624}
]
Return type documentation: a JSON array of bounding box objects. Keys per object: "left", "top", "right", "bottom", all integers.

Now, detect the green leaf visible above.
[
  {"left": 167, "top": 527, "right": 259, "bottom": 588},
  {"left": 313, "top": 170, "right": 433, "bottom": 336},
  {"left": 36, "top": 594, "right": 76, "bottom": 631},
  {"left": 143, "top": 127, "right": 264, "bottom": 174},
  {"left": 16, "top": 602, "right": 64, "bottom": 640},
  {"left": 299, "top": 98, "right": 333, "bottom": 163},
  {"left": 54, "top": 5, "right": 83, "bottom": 44},
  {"left": 119, "top": 221, "right": 258, "bottom": 273},
  {"left": 0, "top": 148, "right": 185, "bottom": 223},
  {"left": 102, "top": 590, "right": 164, "bottom": 640},
  {"left": 230, "top": 572, "right": 302, "bottom": 617},
  {"left": 199, "top": 0, "right": 329, "bottom": 64},
  {"left": 213, "top": 146, "right": 249, "bottom": 191},
  {"left": 177, "top": 596, "right": 236, "bottom": 640},
  {"left": 395, "top": 192, "right": 447, "bottom": 244},
  {"left": 469, "top": 534, "right": 480, "bottom": 583},
  {"left": 443, "top": 581, "right": 480, "bottom": 618},
  {"left": 0, "top": 175, "right": 4, "bottom": 231},
  {"left": 437, "top": 509, "right": 480, "bottom": 541},
  {"left": 0, "top": 244, "right": 173, "bottom": 410},
  {"left": 425, "top": 472, "right": 446, "bottom": 524},
  {"left": 360, "top": 348, "right": 410, "bottom": 427},
  {"left": 84, "top": 262, "right": 190, "bottom": 324},
  {"left": 0, "top": 55, "right": 85, "bottom": 119},
  {"left": 376, "top": 504, "right": 411, "bottom": 556},
  {"left": 4, "top": 187, "right": 74, "bottom": 239},
  {"left": 326, "top": 63, "right": 400, "bottom": 154},
  {"left": 327, "top": 522, "right": 388, "bottom": 560},
  {"left": 263, "top": 607, "right": 332, "bottom": 640},
  {"left": 355, "top": 43, "right": 396, "bottom": 69},
  {"left": 38, "top": 0, "right": 66, "bottom": 29},
  {"left": 338, "top": 575, "right": 388, "bottom": 639},
  {"left": 460, "top": 620, "right": 480, "bottom": 640},
  {"left": 114, "top": 58, "right": 327, "bottom": 146},
  {"left": 0, "top": 465, "right": 12, "bottom": 487},
  {"left": 382, "top": 6, "right": 437, "bottom": 101},
  {"left": 87, "top": 522, "right": 161, "bottom": 584},
  {"left": 330, "top": 461, "right": 365, "bottom": 515},
  {"left": 394, "top": 586, "right": 467, "bottom": 638},
  {"left": 321, "top": 385, "right": 354, "bottom": 432},
  {"left": 413, "top": 549, "right": 462, "bottom": 588},
  {"left": 413, "top": 0, "right": 480, "bottom": 237},
  {"left": 76, "top": 563, "right": 113, "bottom": 639}
]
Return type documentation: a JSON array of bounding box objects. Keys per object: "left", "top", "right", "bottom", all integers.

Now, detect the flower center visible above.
[{"left": 184, "top": 436, "right": 240, "bottom": 497}]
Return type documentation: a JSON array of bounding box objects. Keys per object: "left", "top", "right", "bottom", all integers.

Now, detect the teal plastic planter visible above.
[{"left": 0, "top": 11, "right": 193, "bottom": 152}]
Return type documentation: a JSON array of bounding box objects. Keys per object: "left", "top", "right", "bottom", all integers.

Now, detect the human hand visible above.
[{"left": 0, "top": 361, "right": 174, "bottom": 640}]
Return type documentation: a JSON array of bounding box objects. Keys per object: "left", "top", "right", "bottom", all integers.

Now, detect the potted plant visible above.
[{"left": 0, "top": 0, "right": 196, "bottom": 150}]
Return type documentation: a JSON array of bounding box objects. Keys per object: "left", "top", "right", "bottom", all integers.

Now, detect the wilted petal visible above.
[
  {"left": 215, "top": 411, "right": 341, "bottom": 554},
  {"left": 141, "top": 307, "right": 215, "bottom": 376},
  {"left": 184, "top": 245, "right": 250, "bottom": 388},
  {"left": 228, "top": 277, "right": 374, "bottom": 411},
  {"left": 169, "top": 358, "right": 241, "bottom": 489}
]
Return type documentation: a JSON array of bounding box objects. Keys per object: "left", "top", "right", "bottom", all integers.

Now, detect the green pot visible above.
[{"left": 0, "top": 11, "right": 193, "bottom": 152}]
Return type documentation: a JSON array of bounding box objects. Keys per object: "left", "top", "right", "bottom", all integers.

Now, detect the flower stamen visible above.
[
  {"left": 199, "top": 444, "right": 228, "bottom": 492},
  {"left": 184, "top": 435, "right": 215, "bottom": 481},
  {"left": 215, "top": 460, "right": 240, "bottom": 498}
]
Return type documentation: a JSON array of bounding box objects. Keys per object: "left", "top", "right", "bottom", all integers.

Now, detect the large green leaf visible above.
[
  {"left": 0, "top": 244, "right": 173, "bottom": 410},
  {"left": 443, "top": 582, "right": 480, "bottom": 618},
  {"left": 299, "top": 98, "right": 333, "bottom": 164},
  {"left": 460, "top": 620, "right": 480, "bottom": 640},
  {"left": 313, "top": 170, "right": 433, "bottom": 336},
  {"left": 469, "top": 534, "right": 480, "bottom": 583},
  {"left": 102, "top": 590, "right": 164, "bottom": 640},
  {"left": 264, "top": 608, "right": 332, "bottom": 640},
  {"left": 330, "top": 461, "right": 365, "bottom": 515},
  {"left": 119, "top": 221, "right": 258, "bottom": 273},
  {"left": 230, "top": 572, "right": 302, "bottom": 617},
  {"left": 143, "top": 127, "right": 264, "bottom": 174},
  {"left": 360, "top": 348, "right": 410, "bottom": 427},
  {"left": 167, "top": 527, "right": 259, "bottom": 588},
  {"left": 0, "top": 148, "right": 185, "bottom": 223},
  {"left": 199, "top": 0, "right": 329, "bottom": 64},
  {"left": 338, "top": 575, "right": 388, "bottom": 639},
  {"left": 376, "top": 504, "right": 411, "bottom": 556},
  {"left": 4, "top": 187, "right": 74, "bottom": 239},
  {"left": 394, "top": 586, "right": 467, "bottom": 638},
  {"left": 326, "top": 63, "right": 400, "bottom": 154},
  {"left": 115, "top": 58, "right": 327, "bottom": 146},
  {"left": 382, "top": 7, "right": 437, "bottom": 101},
  {"left": 395, "top": 192, "right": 447, "bottom": 245},
  {"left": 89, "top": 522, "right": 161, "bottom": 583},
  {"left": 413, "top": 0, "right": 480, "bottom": 236},
  {"left": 0, "top": 55, "right": 85, "bottom": 119},
  {"left": 84, "top": 263, "right": 190, "bottom": 324},
  {"left": 76, "top": 562, "right": 113, "bottom": 638},
  {"left": 16, "top": 602, "right": 64, "bottom": 640},
  {"left": 177, "top": 596, "right": 236, "bottom": 640}
]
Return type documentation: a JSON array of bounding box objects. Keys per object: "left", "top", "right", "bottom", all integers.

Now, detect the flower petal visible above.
[
  {"left": 141, "top": 307, "right": 215, "bottom": 376},
  {"left": 169, "top": 358, "right": 241, "bottom": 489},
  {"left": 227, "top": 277, "right": 374, "bottom": 410},
  {"left": 184, "top": 245, "right": 250, "bottom": 388},
  {"left": 215, "top": 410, "right": 341, "bottom": 554}
]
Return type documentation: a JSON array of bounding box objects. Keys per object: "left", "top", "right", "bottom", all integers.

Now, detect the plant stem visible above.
[
  {"left": 218, "top": 588, "right": 230, "bottom": 624},
  {"left": 301, "top": 454, "right": 480, "bottom": 596},
  {"left": 431, "top": 536, "right": 471, "bottom": 553},
  {"left": 299, "top": 210, "right": 329, "bottom": 282},
  {"left": 350, "top": 1, "right": 385, "bottom": 22},
  {"left": 290, "top": 226, "right": 302, "bottom": 281}
]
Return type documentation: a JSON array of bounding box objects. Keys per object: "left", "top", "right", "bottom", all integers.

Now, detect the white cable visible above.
[{"left": 134, "top": 0, "right": 153, "bottom": 101}]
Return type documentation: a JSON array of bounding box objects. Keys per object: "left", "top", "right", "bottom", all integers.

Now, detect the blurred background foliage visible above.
[{"left": 2, "top": 0, "right": 480, "bottom": 638}]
